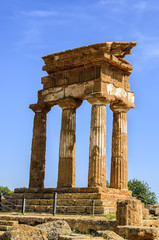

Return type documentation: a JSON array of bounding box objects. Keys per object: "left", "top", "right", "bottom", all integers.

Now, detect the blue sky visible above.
[{"left": 0, "top": 0, "right": 159, "bottom": 201}]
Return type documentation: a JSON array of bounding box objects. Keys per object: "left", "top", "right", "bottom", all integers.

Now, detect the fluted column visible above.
[
  {"left": 29, "top": 103, "right": 51, "bottom": 188},
  {"left": 57, "top": 98, "right": 82, "bottom": 188},
  {"left": 110, "top": 103, "right": 130, "bottom": 190},
  {"left": 88, "top": 98, "right": 108, "bottom": 188}
]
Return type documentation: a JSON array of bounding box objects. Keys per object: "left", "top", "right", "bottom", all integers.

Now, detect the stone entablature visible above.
[
  {"left": 39, "top": 42, "right": 136, "bottom": 109},
  {"left": 29, "top": 42, "right": 136, "bottom": 190}
]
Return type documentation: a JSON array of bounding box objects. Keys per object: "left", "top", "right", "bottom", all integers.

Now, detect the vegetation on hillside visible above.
[
  {"left": 0, "top": 186, "right": 13, "bottom": 195},
  {"left": 128, "top": 179, "right": 157, "bottom": 205},
  {"left": 106, "top": 178, "right": 157, "bottom": 205}
]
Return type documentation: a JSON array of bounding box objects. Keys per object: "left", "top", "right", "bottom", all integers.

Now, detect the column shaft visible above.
[
  {"left": 88, "top": 104, "right": 106, "bottom": 188},
  {"left": 57, "top": 108, "right": 76, "bottom": 188},
  {"left": 29, "top": 111, "right": 47, "bottom": 188},
  {"left": 110, "top": 111, "right": 128, "bottom": 189}
]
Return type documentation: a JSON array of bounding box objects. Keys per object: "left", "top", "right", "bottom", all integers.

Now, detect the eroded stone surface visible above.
[
  {"left": 29, "top": 103, "right": 51, "bottom": 188},
  {"left": 57, "top": 98, "right": 82, "bottom": 188},
  {"left": 117, "top": 226, "right": 158, "bottom": 240},
  {"left": 96, "top": 230, "right": 124, "bottom": 239},
  {"left": 110, "top": 103, "right": 130, "bottom": 190},
  {"left": 37, "top": 220, "right": 71, "bottom": 240},
  {"left": 0, "top": 224, "right": 47, "bottom": 240},
  {"left": 88, "top": 101, "right": 107, "bottom": 188},
  {"left": 117, "top": 199, "right": 143, "bottom": 226},
  {"left": 58, "top": 234, "right": 102, "bottom": 240}
]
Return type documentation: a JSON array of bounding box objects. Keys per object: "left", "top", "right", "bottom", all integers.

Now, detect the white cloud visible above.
[{"left": 21, "top": 10, "right": 58, "bottom": 17}]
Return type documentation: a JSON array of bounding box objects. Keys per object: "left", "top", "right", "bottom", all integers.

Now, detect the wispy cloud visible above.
[
  {"left": 21, "top": 10, "right": 58, "bottom": 18},
  {"left": 14, "top": 7, "right": 95, "bottom": 50},
  {"left": 132, "top": 1, "right": 147, "bottom": 11},
  {"left": 99, "top": 0, "right": 124, "bottom": 5},
  {"left": 128, "top": 31, "right": 159, "bottom": 71},
  {"left": 16, "top": 25, "right": 41, "bottom": 47},
  {"left": 131, "top": 1, "right": 159, "bottom": 12},
  {"left": 20, "top": 9, "right": 95, "bottom": 21}
]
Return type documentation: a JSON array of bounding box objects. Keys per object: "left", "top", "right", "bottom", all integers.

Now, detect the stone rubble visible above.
[{"left": 37, "top": 220, "right": 71, "bottom": 240}]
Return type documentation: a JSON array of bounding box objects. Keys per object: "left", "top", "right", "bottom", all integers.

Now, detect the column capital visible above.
[
  {"left": 29, "top": 103, "right": 51, "bottom": 114},
  {"left": 110, "top": 101, "right": 131, "bottom": 113},
  {"left": 57, "top": 97, "right": 82, "bottom": 110},
  {"left": 87, "top": 96, "right": 109, "bottom": 106}
]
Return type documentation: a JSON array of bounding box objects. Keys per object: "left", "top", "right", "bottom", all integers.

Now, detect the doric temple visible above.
[
  {"left": 29, "top": 42, "right": 135, "bottom": 190},
  {"left": 10, "top": 42, "right": 139, "bottom": 214}
]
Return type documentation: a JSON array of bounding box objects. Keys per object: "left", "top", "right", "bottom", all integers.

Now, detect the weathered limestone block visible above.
[
  {"left": 110, "top": 103, "right": 130, "bottom": 190},
  {"left": 88, "top": 98, "right": 108, "bottom": 188},
  {"left": 117, "top": 199, "right": 143, "bottom": 226},
  {"left": 29, "top": 103, "right": 51, "bottom": 188},
  {"left": 0, "top": 224, "right": 47, "bottom": 240},
  {"left": 96, "top": 230, "right": 124, "bottom": 239},
  {"left": 58, "top": 234, "right": 97, "bottom": 240},
  {"left": 143, "top": 219, "right": 159, "bottom": 228},
  {"left": 37, "top": 220, "right": 71, "bottom": 240},
  {"left": 117, "top": 226, "right": 158, "bottom": 240},
  {"left": 57, "top": 98, "right": 82, "bottom": 188}
]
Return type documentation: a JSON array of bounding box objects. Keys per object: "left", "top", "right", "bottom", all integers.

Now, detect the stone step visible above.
[
  {"left": 0, "top": 231, "right": 6, "bottom": 236},
  {"left": 14, "top": 187, "right": 132, "bottom": 195},
  {"left": 0, "top": 220, "right": 18, "bottom": 226},
  {"left": 5, "top": 192, "right": 133, "bottom": 200},
  {"left": 0, "top": 225, "right": 11, "bottom": 231},
  {"left": 3, "top": 189, "right": 135, "bottom": 215},
  {"left": 5, "top": 198, "right": 117, "bottom": 207},
  {"left": 14, "top": 204, "right": 115, "bottom": 215}
]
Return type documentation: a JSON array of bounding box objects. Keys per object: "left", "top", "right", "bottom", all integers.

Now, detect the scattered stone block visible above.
[
  {"left": 59, "top": 234, "right": 103, "bottom": 239},
  {"left": 96, "top": 230, "right": 124, "bottom": 239},
  {"left": 117, "top": 226, "right": 158, "bottom": 240},
  {"left": 58, "top": 234, "right": 93, "bottom": 239},
  {"left": 117, "top": 199, "right": 143, "bottom": 226},
  {"left": 37, "top": 220, "right": 71, "bottom": 240},
  {"left": 0, "top": 224, "right": 47, "bottom": 240}
]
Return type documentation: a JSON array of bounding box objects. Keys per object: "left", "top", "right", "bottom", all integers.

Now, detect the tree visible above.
[
  {"left": 128, "top": 179, "right": 157, "bottom": 205},
  {"left": 106, "top": 180, "right": 110, "bottom": 188},
  {"left": 0, "top": 186, "right": 12, "bottom": 195}
]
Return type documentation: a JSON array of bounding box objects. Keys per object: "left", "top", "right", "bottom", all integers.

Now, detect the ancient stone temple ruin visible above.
[{"left": 12, "top": 42, "right": 138, "bottom": 214}]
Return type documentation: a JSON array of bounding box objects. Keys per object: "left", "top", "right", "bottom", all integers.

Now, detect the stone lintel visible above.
[
  {"left": 29, "top": 103, "right": 51, "bottom": 114},
  {"left": 41, "top": 81, "right": 135, "bottom": 109},
  {"left": 57, "top": 97, "right": 82, "bottom": 109},
  {"left": 110, "top": 101, "right": 133, "bottom": 112}
]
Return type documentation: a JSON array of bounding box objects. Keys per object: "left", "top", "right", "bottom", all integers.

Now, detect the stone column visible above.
[
  {"left": 110, "top": 103, "right": 130, "bottom": 190},
  {"left": 57, "top": 98, "right": 82, "bottom": 188},
  {"left": 29, "top": 103, "right": 51, "bottom": 188},
  {"left": 88, "top": 98, "right": 108, "bottom": 188}
]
